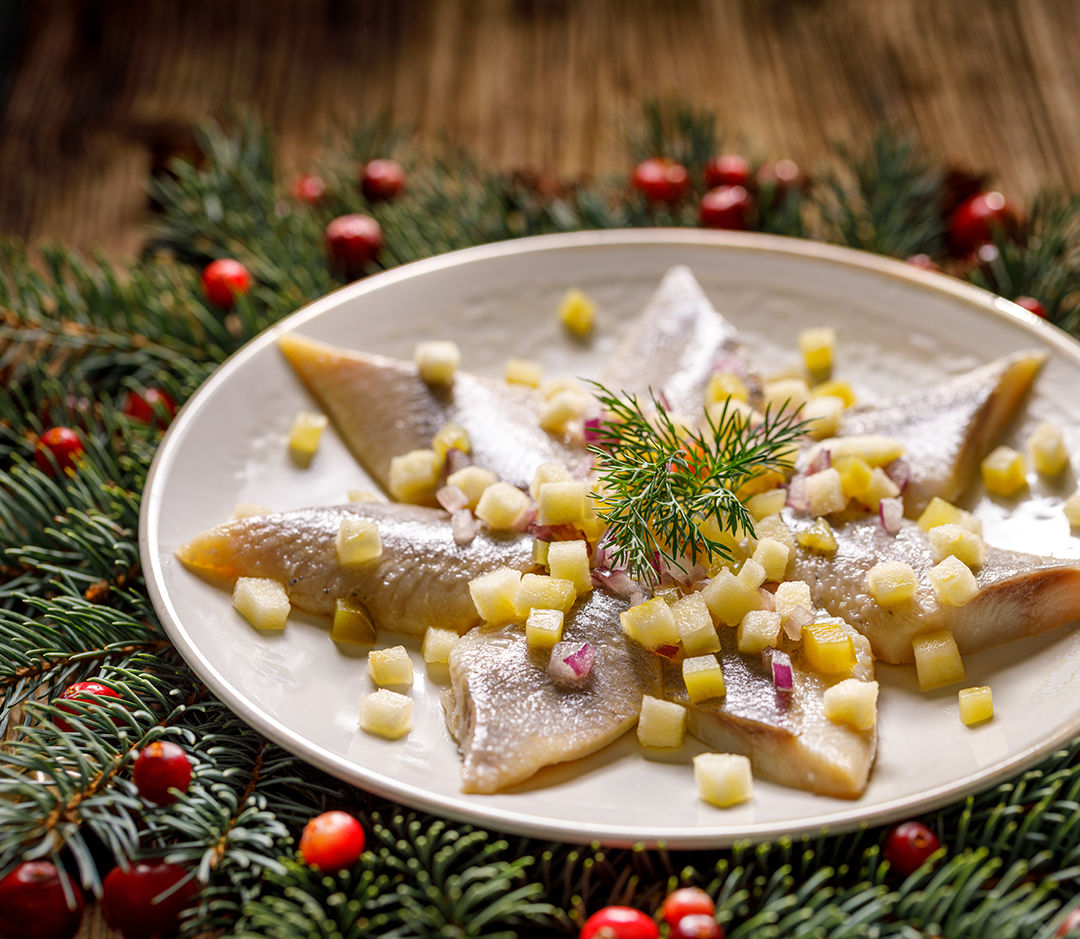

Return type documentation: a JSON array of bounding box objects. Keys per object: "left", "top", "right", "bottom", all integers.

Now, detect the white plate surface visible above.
[{"left": 141, "top": 230, "right": 1080, "bottom": 848}]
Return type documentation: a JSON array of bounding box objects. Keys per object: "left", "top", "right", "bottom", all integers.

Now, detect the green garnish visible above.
[{"left": 587, "top": 384, "right": 809, "bottom": 584}]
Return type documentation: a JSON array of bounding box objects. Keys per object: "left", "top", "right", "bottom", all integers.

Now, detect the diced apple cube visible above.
[
  {"left": 754, "top": 514, "right": 796, "bottom": 555},
  {"left": 858, "top": 467, "right": 901, "bottom": 511},
  {"left": 700, "top": 569, "right": 762, "bottom": 627},
  {"left": 683, "top": 655, "right": 726, "bottom": 703},
  {"left": 751, "top": 537, "right": 791, "bottom": 583},
  {"left": 911, "top": 629, "right": 966, "bottom": 690},
  {"left": 636, "top": 695, "right": 686, "bottom": 748},
  {"left": 505, "top": 357, "right": 543, "bottom": 388},
  {"left": 1065, "top": 491, "right": 1080, "bottom": 528},
  {"left": 288, "top": 411, "right": 328, "bottom": 465},
  {"left": 414, "top": 340, "right": 460, "bottom": 384},
  {"left": 917, "top": 496, "right": 982, "bottom": 534},
  {"left": 980, "top": 445, "right": 1027, "bottom": 496},
  {"left": 558, "top": 287, "right": 596, "bottom": 336},
  {"left": 469, "top": 567, "right": 523, "bottom": 624},
  {"left": 540, "top": 389, "right": 592, "bottom": 434},
  {"left": 806, "top": 467, "right": 847, "bottom": 516},
  {"left": 525, "top": 607, "right": 565, "bottom": 649},
  {"left": 232, "top": 502, "right": 270, "bottom": 519},
  {"left": 620, "top": 597, "right": 680, "bottom": 649},
  {"left": 737, "top": 610, "right": 782, "bottom": 655},
  {"left": 693, "top": 752, "right": 753, "bottom": 808},
  {"left": 475, "top": 481, "right": 530, "bottom": 529},
  {"left": 928, "top": 555, "right": 978, "bottom": 607},
  {"left": 431, "top": 421, "right": 471, "bottom": 458},
  {"left": 763, "top": 378, "right": 810, "bottom": 416},
  {"left": 866, "top": 560, "right": 917, "bottom": 607},
  {"left": 514, "top": 573, "right": 577, "bottom": 618},
  {"left": 540, "top": 376, "right": 587, "bottom": 400},
  {"left": 233, "top": 577, "right": 290, "bottom": 631},
  {"left": 812, "top": 379, "right": 856, "bottom": 407},
  {"left": 1027, "top": 421, "right": 1069, "bottom": 477},
  {"left": 799, "top": 327, "right": 836, "bottom": 378},
  {"left": 388, "top": 449, "right": 442, "bottom": 504},
  {"left": 705, "top": 397, "right": 761, "bottom": 431},
  {"left": 672, "top": 593, "right": 720, "bottom": 655},
  {"left": 706, "top": 371, "right": 749, "bottom": 404},
  {"left": 368, "top": 645, "right": 413, "bottom": 687},
  {"left": 811, "top": 435, "right": 905, "bottom": 467},
  {"left": 331, "top": 598, "right": 377, "bottom": 644},
  {"left": 447, "top": 465, "right": 497, "bottom": 509},
  {"left": 745, "top": 489, "right": 787, "bottom": 521},
  {"left": 537, "top": 480, "right": 588, "bottom": 525},
  {"left": 421, "top": 627, "right": 459, "bottom": 665},
  {"left": 802, "top": 395, "right": 844, "bottom": 439},
  {"left": 774, "top": 580, "right": 813, "bottom": 620},
  {"left": 801, "top": 622, "right": 856, "bottom": 674},
  {"left": 834, "top": 455, "right": 873, "bottom": 500},
  {"left": 958, "top": 685, "right": 994, "bottom": 726},
  {"left": 347, "top": 489, "right": 383, "bottom": 504},
  {"left": 796, "top": 518, "right": 838, "bottom": 554},
  {"left": 529, "top": 462, "right": 571, "bottom": 500},
  {"left": 359, "top": 689, "right": 413, "bottom": 740},
  {"left": 336, "top": 517, "right": 382, "bottom": 566},
  {"left": 927, "top": 523, "right": 984, "bottom": 569},
  {"left": 823, "top": 678, "right": 879, "bottom": 731},
  {"left": 547, "top": 539, "right": 592, "bottom": 595},
  {"left": 737, "top": 557, "right": 767, "bottom": 590}
]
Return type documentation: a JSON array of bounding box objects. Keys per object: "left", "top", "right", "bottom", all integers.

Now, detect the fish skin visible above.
[
  {"left": 600, "top": 266, "right": 761, "bottom": 415},
  {"left": 175, "top": 502, "right": 535, "bottom": 634},
  {"left": 278, "top": 333, "right": 592, "bottom": 496},
  {"left": 443, "top": 589, "right": 662, "bottom": 793},
  {"left": 665, "top": 619, "right": 877, "bottom": 799},
  {"left": 787, "top": 511, "right": 1080, "bottom": 663}
]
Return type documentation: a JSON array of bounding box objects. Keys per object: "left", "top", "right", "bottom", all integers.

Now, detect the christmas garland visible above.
[{"left": 3, "top": 101, "right": 1080, "bottom": 938}]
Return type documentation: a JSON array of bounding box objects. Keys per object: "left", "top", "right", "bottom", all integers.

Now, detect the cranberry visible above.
[
  {"left": 1056, "top": 908, "right": 1080, "bottom": 936},
  {"left": 298, "top": 811, "right": 366, "bottom": 872},
  {"left": 55, "top": 680, "right": 122, "bottom": 732},
  {"left": 101, "top": 861, "right": 197, "bottom": 939},
  {"left": 579, "top": 905, "right": 659, "bottom": 939},
  {"left": 361, "top": 159, "right": 407, "bottom": 201},
  {"left": 670, "top": 914, "right": 724, "bottom": 939},
  {"left": 134, "top": 741, "right": 192, "bottom": 805},
  {"left": 0, "top": 861, "right": 83, "bottom": 939},
  {"left": 756, "top": 158, "right": 805, "bottom": 195},
  {"left": 704, "top": 154, "right": 752, "bottom": 190},
  {"left": 200, "top": 259, "right": 252, "bottom": 310},
  {"left": 123, "top": 389, "right": 178, "bottom": 428},
  {"left": 948, "top": 191, "right": 1014, "bottom": 254},
  {"left": 1014, "top": 296, "right": 1047, "bottom": 319},
  {"left": 883, "top": 820, "right": 941, "bottom": 876},
  {"left": 632, "top": 158, "right": 691, "bottom": 205},
  {"left": 699, "top": 185, "right": 755, "bottom": 230},
  {"left": 34, "top": 427, "right": 84, "bottom": 476},
  {"left": 325, "top": 214, "right": 383, "bottom": 279},
  {"left": 905, "top": 253, "right": 940, "bottom": 272},
  {"left": 661, "top": 886, "right": 716, "bottom": 926},
  {"left": 291, "top": 174, "right": 326, "bottom": 204}
]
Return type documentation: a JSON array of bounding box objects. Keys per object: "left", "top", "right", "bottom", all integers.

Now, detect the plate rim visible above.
[{"left": 140, "top": 228, "right": 1080, "bottom": 847}]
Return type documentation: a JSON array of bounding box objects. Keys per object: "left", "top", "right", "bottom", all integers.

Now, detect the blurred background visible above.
[{"left": 1, "top": 0, "right": 1078, "bottom": 259}]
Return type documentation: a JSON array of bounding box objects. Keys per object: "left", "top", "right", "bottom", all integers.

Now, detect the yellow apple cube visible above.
[
  {"left": 823, "top": 678, "right": 879, "bottom": 731},
  {"left": 431, "top": 421, "right": 471, "bottom": 458},
  {"left": 812, "top": 379, "right": 856, "bottom": 408},
  {"left": 540, "top": 389, "right": 592, "bottom": 434},
  {"left": 929, "top": 555, "right": 979, "bottom": 607},
  {"left": 672, "top": 593, "right": 721, "bottom": 655},
  {"left": 693, "top": 752, "right": 753, "bottom": 808},
  {"left": 525, "top": 607, "right": 565, "bottom": 649},
  {"left": 475, "top": 481, "right": 531, "bottom": 530},
  {"left": 505, "top": 357, "right": 543, "bottom": 388},
  {"left": 774, "top": 580, "right": 813, "bottom": 620},
  {"left": 754, "top": 514, "right": 796, "bottom": 555},
  {"left": 637, "top": 695, "right": 687, "bottom": 748},
  {"left": 705, "top": 397, "right": 761, "bottom": 432},
  {"left": 737, "top": 610, "right": 782, "bottom": 655},
  {"left": 912, "top": 629, "right": 966, "bottom": 690},
  {"left": 1027, "top": 421, "right": 1069, "bottom": 477},
  {"left": 927, "top": 523, "right": 984, "bottom": 569},
  {"left": 799, "top": 327, "right": 836, "bottom": 378},
  {"left": 682, "top": 655, "right": 726, "bottom": 703},
  {"left": 980, "top": 445, "right": 1027, "bottom": 496},
  {"left": 1065, "top": 491, "right": 1080, "bottom": 528},
  {"left": 414, "top": 340, "right": 460, "bottom": 384},
  {"left": 422, "top": 627, "right": 459, "bottom": 665},
  {"left": 469, "top": 567, "right": 523, "bottom": 624},
  {"left": 706, "top": 371, "right": 749, "bottom": 405},
  {"left": 806, "top": 467, "right": 847, "bottom": 516},
  {"left": 763, "top": 378, "right": 810, "bottom": 416},
  {"left": 866, "top": 560, "right": 917, "bottom": 607},
  {"left": 537, "top": 480, "right": 588, "bottom": 525},
  {"left": 368, "top": 646, "right": 413, "bottom": 687},
  {"left": 858, "top": 467, "right": 901, "bottom": 511},
  {"left": 917, "top": 496, "right": 982, "bottom": 534},
  {"left": 288, "top": 411, "right": 328, "bottom": 465},
  {"left": 514, "top": 574, "right": 576, "bottom": 618},
  {"left": 388, "top": 449, "right": 442, "bottom": 504},
  {"left": 233, "top": 577, "right": 290, "bottom": 631},
  {"left": 232, "top": 502, "right": 271, "bottom": 519},
  {"left": 812, "top": 435, "right": 905, "bottom": 467},
  {"left": 331, "top": 598, "right": 376, "bottom": 644},
  {"left": 547, "top": 539, "right": 592, "bottom": 595},
  {"left": 737, "top": 557, "right": 767, "bottom": 590},
  {"left": 347, "top": 489, "right": 383, "bottom": 504},
  {"left": 802, "top": 622, "right": 856, "bottom": 674},
  {"left": 796, "top": 518, "right": 838, "bottom": 554},
  {"left": 447, "top": 465, "right": 497, "bottom": 509},
  {"left": 558, "top": 287, "right": 596, "bottom": 336},
  {"left": 336, "top": 517, "right": 383, "bottom": 566},
  {"left": 620, "top": 597, "right": 679, "bottom": 649},
  {"left": 359, "top": 689, "right": 413, "bottom": 740},
  {"left": 802, "top": 395, "right": 844, "bottom": 439},
  {"left": 834, "top": 455, "right": 873, "bottom": 500},
  {"left": 745, "top": 489, "right": 787, "bottom": 521},
  {"left": 751, "top": 537, "right": 791, "bottom": 583},
  {"left": 958, "top": 685, "right": 994, "bottom": 726},
  {"left": 700, "top": 569, "right": 762, "bottom": 627}
]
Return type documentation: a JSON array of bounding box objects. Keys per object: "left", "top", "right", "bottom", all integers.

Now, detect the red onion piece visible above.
[
  {"left": 451, "top": 509, "right": 478, "bottom": 546},
  {"left": 783, "top": 604, "right": 813, "bottom": 641},
  {"left": 879, "top": 496, "right": 903, "bottom": 536},
  {"left": 530, "top": 522, "right": 581, "bottom": 543},
  {"left": 583, "top": 417, "right": 605, "bottom": 445},
  {"left": 512, "top": 503, "right": 538, "bottom": 532},
  {"left": 592, "top": 568, "right": 634, "bottom": 597},
  {"left": 712, "top": 353, "right": 748, "bottom": 380},
  {"left": 548, "top": 641, "right": 595, "bottom": 687},
  {"left": 655, "top": 644, "right": 681, "bottom": 660},
  {"left": 762, "top": 647, "right": 794, "bottom": 692},
  {"left": 786, "top": 475, "right": 809, "bottom": 512},
  {"left": 436, "top": 484, "right": 469, "bottom": 514},
  {"left": 807, "top": 448, "right": 832, "bottom": 475},
  {"left": 757, "top": 587, "right": 777, "bottom": 612},
  {"left": 444, "top": 447, "right": 472, "bottom": 475},
  {"left": 657, "top": 389, "right": 673, "bottom": 412},
  {"left": 884, "top": 457, "right": 910, "bottom": 492}
]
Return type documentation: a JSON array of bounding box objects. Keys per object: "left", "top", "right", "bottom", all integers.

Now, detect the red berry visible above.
[
  {"left": 704, "top": 154, "right": 752, "bottom": 190},
  {"left": 756, "top": 158, "right": 805, "bottom": 195},
  {"left": 661, "top": 887, "right": 716, "bottom": 926},
  {"left": 0, "top": 861, "right": 84, "bottom": 939},
  {"left": 292, "top": 174, "right": 326, "bottom": 204},
  {"left": 362, "top": 159, "right": 407, "bottom": 201},
  {"left": 699, "top": 185, "right": 755, "bottom": 230},
  {"left": 298, "top": 810, "right": 366, "bottom": 872},
  {"left": 34, "top": 427, "right": 84, "bottom": 475},
  {"left": 670, "top": 915, "right": 724, "bottom": 939},
  {"left": 948, "top": 191, "right": 1014, "bottom": 254},
  {"left": 101, "top": 862, "right": 197, "bottom": 939},
  {"left": 123, "top": 389, "right": 178, "bottom": 429},
  {"left": 55, "top": 680, "right": 122, "bottom": 732},
  {"left": 580, "top": 905, "right": 659, "bottom": 939},
  {"left": 1014, "top": 296, "right": 1047, "bottom": 319},
  {"left": 632, "top": 158, "right": 691, "bottom": 205},
  {"left": 905, "top": 253, "right": 940, "bottom": 272},
  {"left": 1056, "top": 908, "right": 1080, "bottom": 936},
  {"left": 325, "top": 214, "right": 383, "bottom": 279},
  {"left": 883, "top": 820, "right": 941, "bottom": 876},
  {"left": 201, "top": 258, "right": 252, "bottom": 310},
  {"left": 134, "top": 741, "right": 193, "bottom": 805}
]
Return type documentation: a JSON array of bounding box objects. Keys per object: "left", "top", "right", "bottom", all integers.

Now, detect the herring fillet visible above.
[
  {"left": 600, "top": 265, "right": 761, "bottom": 415},
  {"left": 666, "top": 619, "right": 877, "bottom": 799},
  {"left": 443, "top": 589, "right": 662, "bottom": 793},
  {"left": 788, "top": 512, "right": 1080, "bottom": 663},
  {"left": 175, "top": 502, "right": 534, "bottom": 635},
  {"left": 278, "top": 333, "right": 591, "bottom": 496}
]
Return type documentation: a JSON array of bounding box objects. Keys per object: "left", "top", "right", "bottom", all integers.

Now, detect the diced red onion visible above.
[
  {"left": 879, "top": 496, "right": 903, "bottom": 536},
  {"left": 531, "top": 522, "right": 580, "bottom": 543},
  {"left": 592, "top": 567, "right": 635, "bottom": 597},
  {"left": 436, "top": 484, "right": 469, "bottom": 514},
  {"left": 583, "top": 417, "right": 605, "bottom": 446},
  {"left": 712, "top": 353, "right": 748, "bottom": 380},
  {"left": 757, "top": 587, "right": 777, "bottom": 612},
  {"left": 444, "top": 447, "right": 472, "bottom": 475},
  {"left": 783, "top": 604, "right": 813, "bottom": 641},
  {"left": 786, "top": 475, "right": 809, "bottom": 512},
  {"left": 512, "top": 503, "right": 538, "bottom": 532},
  {"left": 451, "top": 509, "right": 478, "bottom": 546},
  {"left": 655, "top": 644, "right": 681, "bottom": 660},
  {"left": 884, "top": 457, "right": 911, "bottom": 492},
  {"left": 807, "top": 448, "right": 831, "bottom": 475},
  {"left": 657, "top": 389, "right": 673, "bottom": 412},
  {"left": 548, "top": 641, "right": 595, "bottom": 687},
  {"left": 762, "top": 647, "right": 794, "bottom": 692}
]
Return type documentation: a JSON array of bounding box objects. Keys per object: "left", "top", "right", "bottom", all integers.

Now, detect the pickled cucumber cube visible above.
[
  {"left": 812, "top": 379, "right": 856, "bottom": 407},
  {"left": 803, "top": 395, "right": 844, "bottom": 439},
  {"left": 806, "top": 467, "right": 847, "bottom": 516},
  {"left": 706, "top": 371, "right": 749, "bottom": 404},
  {"left": 1065, "top": 491, "right": 1080, "bottom": 528},
  {"left": 801, "top": 623, "right": 856, "bottom": 674},
  {"left": 547, "top": 539, "right": 592, "bottom": 595},
  {"left": 693, "top": 752, "right": 753, "bottom": 808},
  {"left": 359, "top": 689, "right": 413, "bottom": 740},
  {"left": 336, "top": 517, "right": 383, "bottom": 566},
  {"left": 927, "top": 523, "right": 984, "bottom": 569},
  {"left": 763, "top": 377, "right": 810, "bottom": 416},
  {"left": 525, "top": 607, "right": 565, "bottom": 649},
  {"left": 530, "top": 461, "right": 572, "bottom": 499},
  {"left": 368, "top": 646, "right": 413, "bottom": 687},
  {"left": 422, "top": 627, "right": 459, "bottom": 664},
  {"left": 737, "top": 610, "right": 782, "bottom": 655},
  {"left": 505, "top": 357, "right": 543, "bottom": 388},
  {"left": 558, "top": 287, "right": 596, "bottom": 336},
  {"left": 796, "top": 518, "right": 838, "bottom": 554},
  {"left": 288, "top": 411, "right": 328, "bottom": 465},
  {"left": 866, "top": 560, "right": 917, "bottom": 607},
  {"left": 414, "top": 340, "right": 460, "bottom": 384},
  {"left": 912, "top": 629, "right": 966, "bottom": 690},
  {"left": 928, "top": 555, "right": 978, "bottom": 607},
  {"left": 700, "top": 569, "right": 762, "bottom": 627},
  {"left": 1027, "top": 421, "right": 1069, "bottom": 477},
  {"left": 751, "top": 537, "right": 790, "bottom": 582},
  {"left": 620, "top": 597, "right": 680, "bottom": 649},
  {"left": 475, "top": 481, "right": 530, "bottom": 529},
  {"left": 799, "top": 327, "right": 836, "bottom": 378},
  {"left": 469, "top": 567, "right": 523, "bottom": 624},
  {"left": 447, "top": 465, "right": 497, "bottom": 509},
  {"left": 233, "top": 577, "right": 290, "bottom": 631},
  {"left": 388, "top": 449, "right": 442, "bottom": 504},
  {"left": 331, "top": 598, "right": 376, "bottom": 644},
  {"left": 431, "top": 421, "right": 471, "bottom": 457},
  {"left": 672, "top": 593, "right": 721, "bottom": 655},
  {"left": 958, "top": 685, "right": 994, "bottom": 726},
  {"left": 537, "top": 480, "right": 588, "bottom": 525},
  {"left": 637, "top": 695, "right": 686, "bottom": 748},
  {"left": 917, "top": 496, "right": 982, "bottom": 534},
  {"left": 745, "top": 489, "right": 787, "bottom": 521},
  {"left": 540, "top": 389, "right": 592, "bottom": 434},
  {"left": 682, "top": 655, "right": 726, "bottom": 703},
  {"left": 532, "top": 539, "right": 550, "bottom": 566},
  {"left": 514, "top": 573, "right": 577, "bottom": 618},
  {"left": 858, "top": 467, "right": 901, "bottom": 511},
  {"left": 980, "top": 445, "right": 1027, "bottom": 496},
  {"left": 737, "top": 557, "right": 767, "bottom": 590},
  {"left": 823, "top": 678, "right": 879, "bottom": 731}
]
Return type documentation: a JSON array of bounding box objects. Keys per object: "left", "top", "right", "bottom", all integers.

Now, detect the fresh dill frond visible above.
[{"left": 587, "top": 384, "right": 808, "bottom": 585}]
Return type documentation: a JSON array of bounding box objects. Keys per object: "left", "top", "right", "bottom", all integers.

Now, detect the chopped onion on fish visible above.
[
  {"left": 884, "top": 457, "right": 910, "bottom": 492},
  {"left": 444, "top": 447, "right": 472, "bottom": 475},
  {"left": 584, "top": 416, "right": 604, "bottom": 445},
  {"left": 512, "top": 503, "right": 538, "bottom": 532},
  {"left": 763, "top": 647, "right": 794, "bottom": 692},
  {"left": 783, "top": 604, "right": 813, "bottom": 641},
  {"left": 451, "top": 509, "right": 479, "bottom": 545},
  {"left": 807, "top": 448, "right": 832, "bottom": 475},
  {"left": 879, "top": 497, "right": 903, "bottom": 536},
  {"left": 548, "top": 641, "right": 594, "bottom": 687},
  {"left": 758, "top": 587, "right": 777, "bottom": 612},
  {"left": 786, "top": 475, "right": 809, "bottom": 512},
  {"left": 436, "top": 484, "right": 469, "bottom": 514}
]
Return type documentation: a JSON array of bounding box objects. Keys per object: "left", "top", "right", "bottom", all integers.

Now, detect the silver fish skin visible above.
[
  {"left": 278, "top": 333, "right": 592, "bottom": 497},
  {"left": 600, "top": 266, "right": 761, "bottom": 415},
  {"left": 175, "top": 502, "right": 535, "bottom": 635},
  {"left": 443, "top": 589, "right": 662, "bottom": 793},
  {"left": 787, "top": 511, "right": 1080, "bottom": 663},
  {"left": 665, "top": 619, "right": 877, "bottom": 799}
]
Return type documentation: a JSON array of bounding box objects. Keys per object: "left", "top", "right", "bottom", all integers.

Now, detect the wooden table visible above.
[{"left": 3, "top": 1, "right": 1079, "bottom": 935}]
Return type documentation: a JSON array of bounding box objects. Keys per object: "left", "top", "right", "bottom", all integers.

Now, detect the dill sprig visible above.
[{"left": 587, "top": 384, "right": 808, "bottom": 584}]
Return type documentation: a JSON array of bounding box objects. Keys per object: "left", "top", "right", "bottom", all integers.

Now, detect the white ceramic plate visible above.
[{"left": 141, "top": 230, "right": 1080, "bottom": 848}]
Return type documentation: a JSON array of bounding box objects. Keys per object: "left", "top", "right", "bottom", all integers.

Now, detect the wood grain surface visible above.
[{"left": 3, "top": 1, "right": 1079, "bottom": 935}]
